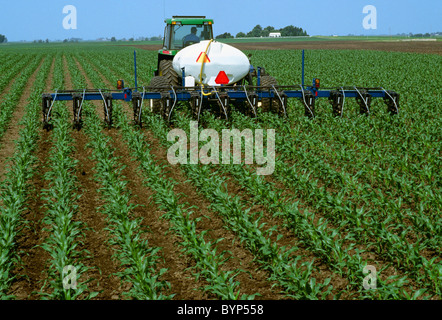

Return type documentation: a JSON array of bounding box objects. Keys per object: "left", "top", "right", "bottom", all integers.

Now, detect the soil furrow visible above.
[
  {"left": 7, "top": 56, "right": 53, "bottom": 299},
  {"left": 0, "top": 56, "right": 46, "bottom": 182},
  {"left": 73, "top": 60, "right": 208, "bottom": 299},
  {"left": 63, "top": 55, "right": 125, "bottom": 299},
  {"left": 0, "top": 55, "right": 34, "bottom": 100},
  {"left": 85, "top": 63, "right": 283, "bottom": 299},
  {"left": 130, "top": 40, "right": 442, "bottom": 55},
  {"left": 140, "top": 127, "right": 340, "bottom": 299}
]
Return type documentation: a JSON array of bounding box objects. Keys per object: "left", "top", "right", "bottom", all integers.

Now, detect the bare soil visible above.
[
  {"left": 0, "top": 56, "right": 46, "bottom": 183},
  {"left": 7, "top": 57, "right": 53, "bottom": 299},
  {"left": 78, "top": 61, "right": 285, "bottom": 299},
  {"left": 131, "top": 40, "right": 442, "bottom": 55}
]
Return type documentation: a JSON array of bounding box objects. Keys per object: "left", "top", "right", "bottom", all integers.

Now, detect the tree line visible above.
[
  {"left": 0, "top": 34, "right": 7, "bottom": 43},
  {"left": 216, "top": 25, "right": 308, "bottom": 39}
]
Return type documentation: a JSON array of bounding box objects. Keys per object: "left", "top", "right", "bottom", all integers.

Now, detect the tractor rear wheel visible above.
[
  {"left": 149, "top": 76, "right": 169, "bottom": 114},
  {"left": 159, "top": 60, "right": 179, "bottom": 87},
  {"left": 260, "top": 75, "right": 278, "bottom": 113}
]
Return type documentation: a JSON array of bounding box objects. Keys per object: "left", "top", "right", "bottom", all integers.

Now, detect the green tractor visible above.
[
  {"left": 148, "top": 15, "right": 269, "bottom": 118},
  {"left": 154, "top": 16, "right": 214, "bottom": 87}
]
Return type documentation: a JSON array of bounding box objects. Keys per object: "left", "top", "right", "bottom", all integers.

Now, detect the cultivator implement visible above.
[
  {"left": 41, "top": 78, "right": 399, "bottom": 129},
  {"left": 41, "top": 49, "right": 399, "bottom": 129}
]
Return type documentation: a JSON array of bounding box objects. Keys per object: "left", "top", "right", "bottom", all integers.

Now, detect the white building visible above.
[{"left": 269, "top": 32, "right": 281, "bottom": 38}]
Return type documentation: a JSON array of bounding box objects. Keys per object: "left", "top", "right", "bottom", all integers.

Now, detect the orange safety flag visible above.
[{"left": 196, "top": 52, "right": 211, "bottom": 63}]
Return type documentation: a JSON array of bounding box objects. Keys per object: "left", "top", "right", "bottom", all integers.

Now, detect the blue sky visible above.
[{"left": 0, "top": 0, "right": 441, "bottom": 41}]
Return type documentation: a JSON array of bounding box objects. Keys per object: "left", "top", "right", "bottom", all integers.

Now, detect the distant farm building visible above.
[{"left": 269, "top": 32, "right": 281, "bottom": 38}]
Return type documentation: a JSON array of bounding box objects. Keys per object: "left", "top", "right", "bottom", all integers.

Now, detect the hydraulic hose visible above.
[{"left": 199, "top": 39, "right": 214, "bottom": 96}]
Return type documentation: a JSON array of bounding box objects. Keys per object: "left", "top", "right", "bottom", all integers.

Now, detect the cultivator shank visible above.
[
  {"left": 329, "top": 90, "right": 344, "bottom": 117},
  {"left": 41, "top": 81, "right": 400, "bottom": 129},
  {"left": 72, "top": 93, "right": 83, "bottom": 129},
  {"left": 41, "top": 89, "right": 120, "bottom": 130}
]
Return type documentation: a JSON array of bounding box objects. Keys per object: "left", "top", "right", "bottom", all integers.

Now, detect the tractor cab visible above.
[{"left": 155, "top": 16, "right": 214, "bottom": 76}]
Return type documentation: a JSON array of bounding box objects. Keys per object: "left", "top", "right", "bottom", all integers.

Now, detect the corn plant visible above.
[
  {"left": 0, "top": 53, "right": 37, "bottom": 94},
  {"left": 63, "top": 46, "right": 441, "bottom": 300},
  {"left": 36, "top": 54, "right": 98, "bottom": 300},
  {"left": 66, "top": 53, "right": 173, "bottom": 300},
  {"left": 225, "top": 108, "right": 440, "bottom": 298},
  {"left": 38, "top": 106, "right": 94, "bottom": 300},
  {"left": 142, "top": 111, "right": 333, "bottom": 300},
  {"left": 79, "top": 53, "right": 255, "bottom": 300},
  {"left": 0, "top": 54, "right": 52, "bottom": 299},
  {"left": 113, "top": 105, "right": 253, "bottom": 300},
  {"left": 82, "top": 103, "right": 172, "bottom": 300},
  {"left": 0, "top": 54, "right": 43, "bottom": 144}
]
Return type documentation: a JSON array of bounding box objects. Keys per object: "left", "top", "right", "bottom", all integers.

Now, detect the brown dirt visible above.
[
  {"left": 80, "top": 60, "right": 283, "bottom": 299},
  {"left": 138, "top": 129, "right": 283, "bottom": 299},
  {"left": 7, "top": 57, "right": 53, "bottom": 299},
  {"left": 82, "top": 58, "right": 354, "bottom": 298},
  {"left": 70, "top": 129, "right": 126, "bottom": 299},
  {"left": 64, "top": 56, "right": 126, "bottom": 299},
  {"left": 131, "top": 40, "right": 442, "bottom": 55},
  {"left": 72, "top": 57, "right": 210, "bottom": 299},
  {"left": 11, "top": 130, "right": 53, "bottom": 299},
  {"left": 0, "top": 57, "right": 34, "bottom": 100},
  {"left": 0, "top": 56, "right": 45, "bottom": 183}
]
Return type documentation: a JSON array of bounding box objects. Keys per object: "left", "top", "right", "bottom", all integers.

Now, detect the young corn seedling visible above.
[
  {"left": 142, "top": 110, "right": 332, "bottom": 300},
  {"left": 39, "top": 100, "right": 95, "bottom": 300},
  {"left": 67, "top": 58, "right": 173, "bottom": 299},
  {"left": 76, "top": 52, "right": 256, "bottom": 300},
  {"left": 0, "top": 56, "right": 52, "bottom": 299},
  {"left": 113, "top": 104, "right": 253, "bottom": 300}
]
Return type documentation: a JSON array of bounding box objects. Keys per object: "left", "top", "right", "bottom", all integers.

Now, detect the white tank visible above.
[{"left": 172, "top": 40, "right": 250, "bottom": 86}]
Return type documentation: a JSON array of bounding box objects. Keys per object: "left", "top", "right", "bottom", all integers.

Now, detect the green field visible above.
[{"left": 0, "top": 43, "right": 440, "bottom": 300}]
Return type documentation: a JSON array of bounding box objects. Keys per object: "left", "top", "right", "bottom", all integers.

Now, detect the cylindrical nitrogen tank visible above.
[{"left": 172, "top": 40, "right": 250, "bottom": 86}]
